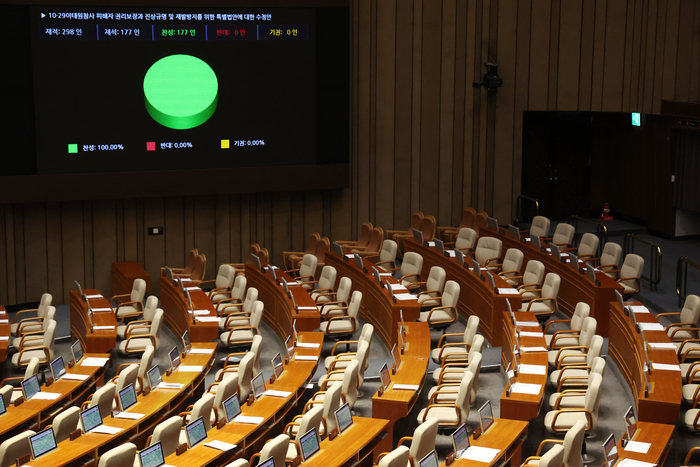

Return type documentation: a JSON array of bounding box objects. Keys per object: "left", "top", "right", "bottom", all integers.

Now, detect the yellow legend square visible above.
[{"left": 221, "top": 139, "right": 230, "bottom": 149}]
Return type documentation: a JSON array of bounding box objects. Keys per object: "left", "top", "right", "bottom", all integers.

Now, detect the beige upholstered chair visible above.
[
  {"left": 303, "top": 381, "right": 343, "bottom": 435},
  {"left": 215, "top": 334, "right": 263, "bottom": 383},
  {"left": 117, "top": 296, "right": 159, "bottom": 339},
  {"left": 547, "top": 318, "right": 598, "bottom": 368},
  {"left": 544, "top": 302, "right": 591, "bottom": 349},
  {"left": 179, "top": 393, "right": 215, "bottom": 443},
  {"left": 514, "top": 260, "right": 546, "bottom": 298},
  {"left": 12, "top": 305, "right": 55, "bottom": 349},
  {"left": 564, "top": 233, "right": 599, "bottom": 260},
  {"left": 522, "top": 444, "right": 565, "bottom": 467},
  {"left": 685, "top": 405, "right": 700, "bottom": 433},
  {"left": 544, "top": 374, "right": 602, "bottom": 434},
  {"left": 118, "top": 309, "right": 163, "bottom": 355},
  {"left": 399, "top": 252, "right": 424, "bottom": 289},
  {"left": 417, "top": 371, "right": 472, "bottom": 428},
  {"left": 431, "top": 316, "right": 480, "bottom": 365},
  {"left": 319, "top": 291, "right": 362, "bottom": 338},
  {"left": 368, "top": 239, "right": 399, "bottom": 272},
  {"left": 250, "top": 434, "right": 289, "bottom": 467},
  {"left": 377, "top": 446, "right": 411, "bottom": 467},
  {"left": 318, "top": 277, "right": 352, "bottom": 314},
  {"left": 122, "top": 344, "right": 154, "bottom": 392},
  {"left": 613, "top": 254, "right": 645, "bottom": 295},
  {"left": 520, "top": 273, "right": 560, "bottom": 320},
  {"left": 310, "top": 266, "right": 338, "bottom": 301},
  {"left": 52, "top": 406, "right": 81, "bottom": 443},
  {"left": 218, "top": 286, "right": 258, "bottom": 330},
  {"left": 199, "top": 264, "right": 237, "bottom": 303},
  {"left": 219, "top": 300, "right": 263, "bottom": 348},
  {"left": 324, "top": 323, "right": 374, "bottom": 370},
  {"left": 236, "top": 352, "right": 255, "bottom": 401},
  {"left": 545, "top": 223, "right": 575, "bottom": 247},
  {"left": 285, "top": 254, "right": 318, "bottom": 289},
  {"left": 414, "top": 266, "right": 446, "bottom": 307},
  {"left": 0, "top": 431, "right": 36, "bottom": 467},
  {"left": 404, "top": 417, "right": 439, "bottom": 467},
  {"left": 316, "top": 359, "right": 359, "bottom": 410},
  {"left": 98, "top": 443, "right": 137, "bottom": 467},
  {"left": 82, "top": 382, "right": 116, "bottom": 419},
  {"left": 10, "top": 293, "right": 52, "bottom": 336},
  {"left": 211, "top": 373, "right": 239, "bottom": 425},
  {"left": 432, "top": 336, "right": 484, "bottom": 384},
  {"left": 146, "top": 416, "right": 182, "bottom": 458},
  {"left": 111, "top": 278, "right": 146, "bottom": 320},
  {"left": 2, "top": 357, "right": 40, "bottom": 404},
  {"left": 472, "top": 237, "right": 503, "bottom": 268},
  {"left": 595, "top": 242, "right": 622, "bottom": 278},
  {"left": 493, "top": 249, "right": 524, "bottom": 285},
  {"left": 321, "top": 341, "right": 370, "bottom": 389},
  {"left": 428, "top": 353, "right": 482, "bottom": 405},
  {"left": 526, "top": 216, "right": 551, "bottom": 239},
  {"left": 450, "top": 227, "right": 478, "bottom": 253},
  {"left": 418, "top": 280, "right": 460, "bottom": 330},
  {"left": 440, "top": 208, "right": 476, "bottom": 243},
  {"left": 285, "top": 405, "right": 324, "bottom": 462},
  {"left": 549, "top": 354, "right": 605, "bottom": 407},
  {"left": 12, "top": 319, "right": 55, "bottom": 368},
  {"left": 659, "top": 294, "right": 700, "bottom": 346},
  {"left": 111, "top": 364, "right": 139, "bottom": 410}
]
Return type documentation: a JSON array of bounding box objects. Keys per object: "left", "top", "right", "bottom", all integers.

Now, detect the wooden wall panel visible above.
[{"left": 0, "top": 0, "right": 697, "bottom": 306}]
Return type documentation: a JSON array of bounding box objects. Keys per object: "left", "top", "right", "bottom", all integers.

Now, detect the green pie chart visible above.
[{"left": 143, "top": 54, "right": 218, "bottom": 130}]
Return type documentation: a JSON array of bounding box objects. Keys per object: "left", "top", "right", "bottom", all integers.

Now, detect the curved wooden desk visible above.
[
  {"left": 442, "top": 418, "right": 528, "bottom": 467},
  {"left": 479, "top": 227, "right": 623, "bottom": 337},
  {"left": 160, "top": 277, "right": 219, "bottom": 342},
  {"left": 70, "top": 289, "right": 117, "bottom": 353},
  {"left": 324, "top": 252, "right": 421, "bottom": 350},
  {"left": 372, "top": 321, "right": 430, "bottom": 454},
  {"left": 608, "top": 421, "right": 674, "bottom": 467},
  {"left": 403, "top": 240, "right": 522, "bottom": 347},
  {"left": 609, "top": 301, "right": 682, "bottom": 424},
  {"left": 0, "top": 307, "right": 9, "bottom": 364},
  {"left": 0, "top": 352, "right": 110, "bottom": 440},
  {"left": 499, "top": 311, "right": 548, "bottom": 421},
  {"left": 245, "top": 262, "right": 321, "bottom": 340},
  {"left": 29, "top": 342, "right": 217, "bottom": 467}
]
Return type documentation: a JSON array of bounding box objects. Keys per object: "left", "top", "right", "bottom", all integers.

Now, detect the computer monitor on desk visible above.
[
  {"left": 603, "top": 433, "right": 619, "bottom": 466},
  {"left": 80, "top": 405, "right": 104, "bottom": 433},
  {"left": 74, "top": 280, "right": 85, "bottom": 301},
  {"left": 418, "top": 450, "right": 439, "bottom": 467},
  {"left": 455, "top": 249, "right": 465, "bottom": 266},
  {"left": 50, "top": 356, "right": 67, "bottom": 381},
  {"left": 71, "top": 340, "right": 84, "bottom": 364},
  {"left": 185, "top": 416, "right": 207, "bottom": 448},
  {"left": 487, "top": 217, "right": 498, "bottom": 231},
  {"left": 22, "top": 374, "right": 41, "bottom": 401},
  {"left": 331, "top": 242, "right": 344, "bottom": 257},
  {"left": 29, "top": 427, "right": 58, "bottom": 460},
  {"left": 508, "top": 224, "right": 520, "bottom": 239},
  {"left": 299, "top": 427, "right": 321, "bottom": 461},
  {"left": 168, "top": 346, "right": 181, "bottom": 371},
  {"left": 139, "top": 442, "right": 166, "bottom": 467},
  {"left": 624, "top": 406, "right": 637, "bottom": 440},
  {"left": 412, "top": 228, "right": 424, "bottom": 244},
  {"left": 224, "top": 393, "right": 241, "bottom": 423},
  {"left": 478, "top": 401, "right": 494, "bottom": 433},
  {"left": 251, "top": 254, "right": 263, "bottom": 274},
  {"left": 451, "top": 424, "right": 470, "bottom": 458},
  {"left": 335, "top": 402, "right": 353, "bottom": 434},
  {"left": 118, "top": 384, "right": 138, "bottom": 412}
]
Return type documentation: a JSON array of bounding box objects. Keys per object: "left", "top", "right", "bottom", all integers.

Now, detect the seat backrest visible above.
[
  {"left": 542, "top": 273, "right": 561, "bottom": 300},
  {"left": 590, "top": 356, "right": 606, "bottom": 378},
  {"left": 116, "top": 364, "right": 139, "bottom": 393},
  {"left": 305, "top": 233, "right": 321, "bottom": 254},
  {"left": 473, "top": 212, "right": 488, "bottom": 234},
  {"left": 299, "top": 254, "right": 318, "bottom": 277},
  {"left": 410, "top": 417, "right": 439, "bottom": 463},
  {"left": 335, "top": 277, "right": 352, "bottom": 305},
  {"left": 442, "top": 281, "right": 460, "bottom": 308},
  {"left": 523, "top": 260, "right": 545, "bottom": 286},
  {"left": 470, "top": 335, "right": 484, "bottom": 356},
  {"left": 421, "top": 216, "right": 436, "bottom": 240},
  {"left": 380, "top": 240, "right": 398, "bottom": 264},
  {"left": 315, "top": 238, "right": 330, "bottom": 263},
  {"left": 410, "top": 212, "right": 424, "bottom": 231},
  {"left": 502, "top": 249, "right": 524, "bottom": 274},
  {"left": 475, "top": 237, "right": 502, "bottom": 265},
  {"left": 455, "top": 371, "right": 474, "bottom": 423},
  {"left": 216, "top": 265, "right": 237, "bottom": 289},
  {"left": 587, "top": 335, "right": 604, "bottom": 363},
  {"left": 426, "top": 267, "right": 446, "bottom": 293},
  {"left": 151, "top": 416, "right": 183, "bottom": 458},
  {"left": 578, "top": 233, "right": 599, "bottom": 258},
  {"left": 90, "top": 382, "right": 116, "bottom": 419},
  {"left": 578, "top": 318, "right": 598, "bottom": 348},
  {"left": 539, "top": 444, "right": 565, "bottom": 467},
  {"left": 238, "top": 352, "right": 255, "bottom": 401},
  {"left": 43, "top": 319, "right": 57, "bottom": 355},
  {"left": 214, "top": 374, "right": 239, "bottom": 422},
  {"left": 459, "top": 208, "right": 477, "bottom": 229},
  {"left": 401, "top": 252, "right": 423, "bottom": 279},
  {"left": 463, "top": 316, "right": 480, "bottom": 345},
  {"left": 249, "top": 301, "right": 264, "bottom": 329},
  {"left": 24, "top": 357, "right": 40, "bottom": 379},
  {"left": 346, "top": 291, "right": 362, "bottom": 320},
  {"left": 243, "top": 287, "right": 258, "bottom": 312},
  {"left": 342, "top": 359, "right": 359, "bottom": 408},
  {"left": 183, "top": 249, "right": 198, "bottom": 275},
  {"left": 620, "top": 254, "right": 644, "bottom": 285},
  {"left": 150, "top": 309, "right": 164, "bottom": 348},
  {"left": 530, "top": 216, "right": 551, "bottom": 238},
  {"left": 43, "top": 306, "right": 56, "bottom": 324},
  {"left": 359, "top": 324, "right": 374, "bottom": 350},
  {"left": 379, "top": 446, "right": 410, "bottom": 467},
  {"left": 53, "top": 406, "right": 81, "bottom": 443},
  {"left": 355, "top": 223, "right": 372, "bottom": 249},
  {"left": 130, "top": 278, "right": 146, "bottom": 303},
  {"left": 584, "top": 373, "right": 603, "bottom": 428},
  {"left": 552, "top": 223, "right": 575, "bottom": 246},
  {"left": 455, "top": 228, "right": 477, "bottom": 251},
  {"left": 468, "top": 352, "right": 482, "bottom": 402},
  {"left": 231, "top": 275, "right": 247, "bottom": 301},
  {"left": 681, "top": 294, "right": 700, "bottom": 324},
  {"left": 0, "top": 431, "right": 36, "bottom": 467},
  {"left": 143, "top": 296, "right": 159, "bottom": 322},
  {"left": 259, "top": 434, "right": 290, "bottom": 467},
  {"left": 571, "top": 303, "right": 591, "bottom": 331},
  {"left": 250, "top": 334, "right": 263, "bottom": 375},
  {"left": 191, "top": 393, "right": 215, "bottom": 432},
  {"left": 600, "top": 242, "right": 622, "bottom": 268},
  {"left": 37, "top": 293, "right": 53, "bottom": 318},
  {"left": 298, "top": 405, "right": 324, "bottom": 439},
  {"left": 563, "top": 420, "right": 586, "bottom": 467},
  {"left": 97, "top": 443, "right": 137, "bottom": 467},
  {"left": 318, "top": 266, "right": 337, "bottom": 291},
  {"left": 355, "top": 341, "right": 371, "bottom": 383},
  {"left": 191, "top": 254, "right": 206, "bottom": 281},
  {"left": 323, "top": 382, "right": 343, "bottom": 434},
  {"left": 140, "top": 345, "right": 155, "bottom": 390}
]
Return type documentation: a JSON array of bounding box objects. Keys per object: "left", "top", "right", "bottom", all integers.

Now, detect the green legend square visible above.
[{"left": 68, "top": 144, "right": 78, "bottom": 153}]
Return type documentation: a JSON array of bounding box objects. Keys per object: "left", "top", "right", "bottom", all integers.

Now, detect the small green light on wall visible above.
[{"left": 632, "top": 113, "right": 641, "bottom": 127}]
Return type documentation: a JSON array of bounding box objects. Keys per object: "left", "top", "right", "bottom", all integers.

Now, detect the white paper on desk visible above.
[
  {"left": 190, "top": 348, "right": 214, "bottom": 354},
  {"left": 85, "top": 294, "right": 103, "bottom": 299},
  {"left": 645, "top": 363, "right": 681, "bottom": 372},
  {"left": 0, "top": 336, "right": 9, "bottom": 341},
  {"left": 638, "top": 323, "right": 664, "bottom": 332},
  {"left": 394, "top": 293, "right": 418, "bottom": 301},
  {"left": 90, "top": 425, "right": 123, "bottom": 435},
  {"left": 193, "top": 310, "right": 210, "bottom": 316},
  {"left": 511, "top": 382, "right": 542, "bottom": 395},
  {"left": 524, "top": 238, "right": 531, "bottom": 242},
  {"left": 378, "top": 272, "right": 392, "bottom": 276},
  {"left": 518, "top": 364, "right": 547, "bottom": 375},
  {"left": 392, "top": 384, "right": 419, "bottom": 391},
  {"left": 0, "top": 319, "right": 9, "bottom": 324},
  {"left": 264, "top": 390, "right": 292, "bottom": 398},
  {"left": 185, "top": 286, "right": 201, "bottom": 291},
  {"left": 296, "top": 342, "right": 320, "bottom": 349},
  {"left": 204, "top": 440, "right": 237, "bottom": 451},
  {"left": 389, "top": 284, "right": 407, "bottom": 291},
  {"left": 81, "top": 357, "right": 110, "bottom": 367},
  {"left": 234, "top": 415, "right": 264, "bottom": 425},
  {"left": 560, "top": 252, "right": 569, "bottom": 257},
  {"left": 90, "top": 307, "right": 112, "bottom": 312},
  {"left": 93, "top": 325, "right": 114, "bottom": 330},
  {"left": 294, "top": 355, "right": 318, "bottom": 361},
  {"left": 446, "top": 250, "right": 456, "bottom": 257},
  {"left": 649, "top": 342, "right": 676, "bottom": 350},
  {"left": 178, "top": 365, "right": 204, "bottom": 372},
  {"left": 157, "top": 382, "right": 184, "bottom": 389},
  {"left": 296, "top": 306, "right": 317, "bottom": 311},
  {"left": 624, "top": 441, "right": 651, "bottom": 454},
  {"left": 345, "top": 254, "right": 354, "bottom": 259},
  {"left": 519, "top": 331, "right": 544, "bottom": 337},
  {"left": 460, "top": 446, "right": 500, "bottom": 463},
  {"left": 31, "top": 392, "right": 61, "bottom": 400},
  {"left": 61, "top": 373, "right": 89, "bottom": 381},
  {"left": 196, "top": 317, "right": 219, "bottom": 323},
  {"left": 521, "top": 346, "right": 548, "bottom": 353},
  {"left": 113, "top": 412, "right": 145, "bottom": 420},
  {"left": 515, "top": 321, "right": 541, "bottom": 327},
  {"left": 497, "top": 288, "right": 520, "bottom": 295},
  {"left": 630, "top": 306, "right": 651, "bottom": 314},
  {"left": 426, "top": 241, "right": 435, "bottom": 247},
  {"left": 616, "top": 459, "right": 656, "bottom": 467},
  {"left": 287, "top": 282, "right": 301, "bottom": 286}
]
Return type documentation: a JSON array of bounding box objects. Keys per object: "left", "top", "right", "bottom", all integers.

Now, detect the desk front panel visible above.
[
  {"left": 69, "top": 289, "right": 117, "bottom": 353},
  {"left": 160, "top": 277, "right": 218, "bottom": 342}
]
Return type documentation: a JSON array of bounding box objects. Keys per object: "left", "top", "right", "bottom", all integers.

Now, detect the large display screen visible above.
[{"left": 0, "top": 2, "right": 349, "bottom": 201}]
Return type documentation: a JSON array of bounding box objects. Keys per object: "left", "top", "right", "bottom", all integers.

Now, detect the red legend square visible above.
[{"left": 146, "top": 141, "right": 156, "bottom": 151}]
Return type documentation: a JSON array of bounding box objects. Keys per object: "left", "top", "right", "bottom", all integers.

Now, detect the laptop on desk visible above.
[
  {"left": 118, "top": 383, "right": 138, "bottom": 412},
  {"left": 451, "top": 424, "right": 470, "bottom": 458},
  {"left": 224, "top": 392, "right": 242, "bottom": 423},
  {"left": 50, "top": 356, "right": 67, "bottom": 381},
  {"left": 71, "top": 340, "right": 84, "bottom": 364},
  {"left": 22, "top": 374, "right": 41, "bottom": 401},
  {"left": 299, "top": 427, "right": 321, "bottom": 462},
  {"left": 603, "top": 433, "right": 619, "bottom": 467},
  {"left": 138, "top": 442, "right": 166, "bottom": 467},
  {"left": 185, "top": 416, "right": 208, "bottom": 448},
  {"left": 335, "top": 402, "right": 353, "bottom": 434},
  {"left": 418, "top": 450, "right": 439, "bottom": 467},
  {"left": 412, "top": 228, "right": 424, "bottom": 244},
  {"left": 29, "top": 427, "right": 58, "bottom": 460}
]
